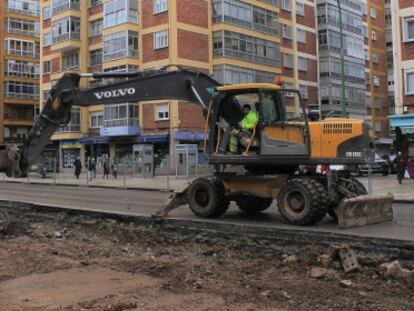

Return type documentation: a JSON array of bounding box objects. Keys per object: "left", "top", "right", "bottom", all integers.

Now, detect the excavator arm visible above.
[{"left": 0, "top": 67, "right": 219, "bottom": 177}]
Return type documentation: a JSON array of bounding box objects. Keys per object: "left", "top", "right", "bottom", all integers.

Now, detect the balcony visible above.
[
  {"left": 214, "top": 48, "right": 279, "bottom": 67},
  {"left": 5, "top": 49, "right": 40, "bottom": 59},
  {"left": 103, "top": 49, "right": 139, "bottom": 62},
  {"left": 56, "top": 124, "right": 81, "bottom": 133},
  {"left": 62, "top": 63, "right": 80, "bottom": 72},
  {"left": 5, "top": 71, "right": 39, "bottom": 80},
  {"left": 6, "top": 4, "right": 40, "bottom": 17},
  {"left": 51, "top": 33, "right": 81, "bottom": 52},
  {"left": 52, "top": 1, "right": 80, "bottom": 15},
  {"left": 4, "top": 92, "right": 39, "bottom": 100},
  {"left": 7, "top": 28, "right": 40, "bottom": 38}
]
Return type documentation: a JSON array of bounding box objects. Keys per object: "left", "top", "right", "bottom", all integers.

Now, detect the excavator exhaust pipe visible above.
[{"left": 336, "top": 193, "right": 394, "bottom": 229}]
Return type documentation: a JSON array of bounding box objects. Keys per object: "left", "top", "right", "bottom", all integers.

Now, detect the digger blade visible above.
[{"left": 336, "top": 193, "right": 394, "bottom": 229}]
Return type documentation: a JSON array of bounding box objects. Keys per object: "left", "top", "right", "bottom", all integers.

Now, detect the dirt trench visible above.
[{"left": 0, "top": 202, "right": 413, "bottom": 311}]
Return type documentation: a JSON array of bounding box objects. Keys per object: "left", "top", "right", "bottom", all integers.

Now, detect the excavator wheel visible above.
[
  {"left": 187, "top": 177, "right": 229, "bottom": 218},
  {"left": 327, "top": 178, "right": 368, "bottom": 220},
  {"left": 235, "top": 195, "right": 273, "bottom": 214},
  {"left": 277, "top": 178, "right": 327, "bottom": 226}
]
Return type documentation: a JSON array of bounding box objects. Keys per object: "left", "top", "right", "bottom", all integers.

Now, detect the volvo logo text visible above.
[{"left": 94, "top": 88, "right": 136, "bottom": 100}]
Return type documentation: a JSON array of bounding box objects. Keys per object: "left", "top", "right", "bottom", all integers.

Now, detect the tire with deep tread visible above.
[
  {"left": 277, "top": 178, "right": 327, "bottom": 226},
  {"left": 235, "top": 195, "right": 273, "bottom": 214},
  {"left": 187, "top": 177, "right": 229, "bottom": 218}
]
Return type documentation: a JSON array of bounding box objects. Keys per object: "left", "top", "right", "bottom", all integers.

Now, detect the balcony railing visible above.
[
  {"left": 5, "top": 71, "right": 39, "bottom": 79},
  {"left": 103, "top": 118, "right": 138, "bottom": 127},
  {"left": 53, "top": 1, "right": 80, "bottom": 15},
  {"left": 52, "top": 32, "right": 81, "bottom": 44},
  {"left": 6, "top": 6, "right": 39, "bottom": 17},
  {"left": 56, "top": 124, "right": 81, "bottom": 132},
  {"left": 5, "top": 50, "right": 39, "bottom": 58},
  {"left": 7, "top": 28, "right": 40, "bottom": 37},
  {"left": 62, "top": 63, "right": 80, "bottom": 71},
  {"left": 103, "top": 49, "right": 139, "bottom": 62},
  {"left": 4, "top": 92, "right": 39, "bottom": 100},
  {"left": 214, "top": 48, "right": 279, "bottom": 67},
  {"left": 4, "top": 136, "right": 27, "bottom": 143},
  {"left": 214, "top": 15, "right": 278, "bottom": 36}
]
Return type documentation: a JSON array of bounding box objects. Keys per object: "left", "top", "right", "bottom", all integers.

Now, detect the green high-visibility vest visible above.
[{"left": 239, "top": 111, "right": 258, "bottom": 131}]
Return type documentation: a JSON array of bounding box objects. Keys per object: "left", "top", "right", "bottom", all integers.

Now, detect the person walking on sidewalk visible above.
[
  {"left": 86, "top": 158, "right": 95, "bottom": 182},
  {"left": 394, "top": 151, "right": 407, "bottom": 185},
  {"left": 103, "top": 159, "right": 110, "bottom": 179},
  {"left": 74, "top": 157, "right": 82, "bottom": 179},
  {"left": 111, "top": 161, "right": 118, "bottom": 179}
]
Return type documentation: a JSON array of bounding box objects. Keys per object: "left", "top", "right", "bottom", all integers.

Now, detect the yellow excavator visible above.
[{"left": 0, "top": 67, "right": 393, "bottom": 228}]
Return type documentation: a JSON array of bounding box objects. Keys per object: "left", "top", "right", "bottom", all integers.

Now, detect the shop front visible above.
[{"left": 60, "top": 141, "right": 82, "bottom": 172}]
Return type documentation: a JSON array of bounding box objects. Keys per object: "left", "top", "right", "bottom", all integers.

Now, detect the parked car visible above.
[{"left": 356, "top": 153, "right": 389, "bottom": 176}]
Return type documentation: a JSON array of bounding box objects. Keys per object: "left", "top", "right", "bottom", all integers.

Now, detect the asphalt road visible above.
[{"left": 0, "top": 182, "right": 413, "bottom": 241}]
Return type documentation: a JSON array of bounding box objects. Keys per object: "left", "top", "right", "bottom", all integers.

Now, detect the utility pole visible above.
[{"left": 337, "top": 0, "right": 347, "bottom": 117}]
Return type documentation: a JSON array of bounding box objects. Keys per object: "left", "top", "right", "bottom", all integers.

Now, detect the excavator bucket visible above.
[{"left": 336, "top": 193, "right": 394, "bottom": 229}]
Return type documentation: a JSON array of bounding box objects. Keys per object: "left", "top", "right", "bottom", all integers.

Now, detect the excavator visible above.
[{"left": 0, "top": 67, "right": 393, "bottom": 228}]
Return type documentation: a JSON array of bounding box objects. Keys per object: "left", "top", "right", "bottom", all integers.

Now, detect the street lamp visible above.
[{"left": 337, "top": 0, "right": 347, "bottom": 118}]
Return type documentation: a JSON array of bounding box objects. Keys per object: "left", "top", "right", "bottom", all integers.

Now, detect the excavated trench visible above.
[{"left": 0, "top": 201, "right": 414, "bottom": 311}]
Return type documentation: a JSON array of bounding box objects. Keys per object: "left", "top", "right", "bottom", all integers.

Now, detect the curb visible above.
[{"left": 1, "top": 180, "right": 173, "bottom": 193}]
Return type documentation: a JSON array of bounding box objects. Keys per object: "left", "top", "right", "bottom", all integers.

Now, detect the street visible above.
[{"left": 0, "top": 181, "right": 413, "bottom": 242}]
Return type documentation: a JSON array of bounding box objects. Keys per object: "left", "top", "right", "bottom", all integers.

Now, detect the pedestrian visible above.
[
  {"left": 393, "top": 151, "right": 407, "bottom": 185},
  {"left": 74, "top": 156, "right": 82, "bottom": 179},
  {"left": 111, "top": 161, "right": 118, "bottom": 179},
  {"left": 103, "top": 159, "right": 110, "bottom": 179},
  {"left": 86, "top": 157, "right": 95, "bottom": 182}
]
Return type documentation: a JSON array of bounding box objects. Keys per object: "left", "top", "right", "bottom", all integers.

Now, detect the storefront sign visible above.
[
  {"left": 61, "top": 144, "right": 82, "bottom": 149},
  {"left": 100, "top": 126, "right": 140, "bottom": 137}
]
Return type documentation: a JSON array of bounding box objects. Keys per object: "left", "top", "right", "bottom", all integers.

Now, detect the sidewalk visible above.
[{"left": 1, "top": 172, "right": 413, "bottom": 202}]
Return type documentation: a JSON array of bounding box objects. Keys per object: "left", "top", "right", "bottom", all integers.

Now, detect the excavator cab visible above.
[{"left": 208, "top": 84, "right": 310, "bottom": 165}]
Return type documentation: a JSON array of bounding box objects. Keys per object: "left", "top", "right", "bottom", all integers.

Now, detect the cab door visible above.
[{"left": 259, "top": 91, "right": 309, "bottom": 156}]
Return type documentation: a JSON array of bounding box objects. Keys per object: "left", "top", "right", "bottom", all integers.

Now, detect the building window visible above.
[
  {"left": 154, "top": 30, "right": 168, "bottom": 49},
  {"left": 155, "top": 103, "right": 169, "bottom": 120},
  {"left": 43, "top": 6, "right": 51, "bottom": 20},
  {"left": 405, "top": 70, "right": 414, "bottom": 95},
  {"left": 283, "top": 53, "right": 293, "bottom": 69},
  {"left": 104, "top": 103, "right": 139, "bottom": 127},
  {"left": 52, "top": 17, "right": 81, "bottom": 43},
  {"left": 58, "top": 107, "right": 81, "bottom": 132},
  {"left": 283, "top": 82, "right": 294, "bottom": 97},
  {"left": 299, "top": 85, "right": 308, "bottom": 99},
  {"left": 281, "top": 0, "right": 291, "bottom": 11},
  {"left": 212, "top": 0, "right": 279, "bottom": 36},
  {"left": 52, "top": 0, "right": 81, "bottom": 15},
  {"left": 297, "top": 29, "right": 306, "bottom": 43},
  {"left": 43, "top": 33, "right": 52, "bottom": 47},
  {"left": 371, "top": 30, "right": 377, "bottom": 41},
  {"left": 104, "top": 0, "right": 139, "bottom": 28},
  {"left": 370, "top": 7, "right": 376, "bottom": 19},
  {"left": 90, "top": 111, "right": 103, "bottom": 128},
  {"left": 7, "top": 0, "right": 40, "bottom": 17},
  {"left": 404, "top": 17, "right": 414, "bottom": 42},
  {"left": 4, "top": 38, "right": 39, "bottom": 58},
  {"left": 213, "top": 64, "right": 275, "bottom": 85},
  {"left": 364, "top": 49, "right": 369, "bottom": 61},
  {"left": 4, "top": 81, "right": 39, "bottom": 99},
  {"left": 282, "top": 24, "right": 292, "bottom": 39},
  {"left": 90, "top": 0, "right": 102, "bottom": 7},
  {"left": 89, "top": 19, "right": 103, "bottom": 37},
  {"left": 296, "top": 2, "right": 304, "bottom": 16},
  {"left": 373, "top": 52, "right": 379, "bottom": 64},
  {"left": 62, "top": 51, "right": 80, "bottom": 70},
  {"left": 213, "top": 30, "right": 280, "bottom": 67},
  {"left": 89, "top": 49, "right": 102, "bottom": 66},
  {"left": 43, "top": 60, "right": 51, "bottom": 74},
  {"left": 373, "top": 75, "right": 380, "bottom": 87},
  {"left": 5, "top": 60, "right": 39, "bottom": 79},
  {"left": 103, "top": 30, "right": 139, "bottom": 61},
  {"left": 298, "top": 57, "right": 307, "bottom": 71},
  {"left": 154, "top": 0, "right": 167, "bottom": 14}
]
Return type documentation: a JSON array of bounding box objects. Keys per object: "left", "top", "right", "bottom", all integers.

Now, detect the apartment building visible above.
[
  {"left": 0, "top": 0, "right": 40, "bottom": 145},
  {"left": 391, "top": 0, "right": 414, "bottom": 115},
  {"left": 40, "top": 0, "right": 318, "bottom": 171},
  {"left": 316, "top": 0, "right": 388, "bottom": 137}
]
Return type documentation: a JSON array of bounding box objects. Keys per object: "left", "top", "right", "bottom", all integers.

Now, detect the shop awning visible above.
[
  {"left": 388, "top": 114, "right": 414, "bottom": 134},
  {"left": 173, "top": 131, "right": 207, "bottom": 141},
  {"left": 137, "top": 133, "right": 168, "bottom": 143},
  {"left": 77, "top": 136, "right": 110, "bottom": 144}
]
